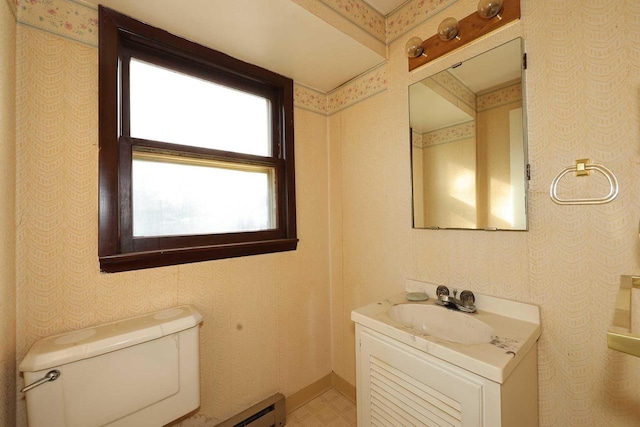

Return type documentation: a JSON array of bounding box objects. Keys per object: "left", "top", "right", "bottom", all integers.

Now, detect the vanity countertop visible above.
[{"left": 351, "top": 282, "right": 540, "bottom": 384}]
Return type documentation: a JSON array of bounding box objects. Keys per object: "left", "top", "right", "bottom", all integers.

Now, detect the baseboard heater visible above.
[{"left": 215, "top": 393, "right": 285, "bottom": 427}]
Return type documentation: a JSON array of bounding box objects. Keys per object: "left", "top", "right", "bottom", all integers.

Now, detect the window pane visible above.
[
  {"left": 132, "top": 153, "right": 275, "bottom": 237},
  {"left": 129, "top": 59, "right": 271, "bottom": 156}
]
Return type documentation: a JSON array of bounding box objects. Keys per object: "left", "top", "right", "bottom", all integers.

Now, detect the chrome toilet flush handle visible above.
[{"left": 21, "top": 370, "right": 60, "bottom": 393}]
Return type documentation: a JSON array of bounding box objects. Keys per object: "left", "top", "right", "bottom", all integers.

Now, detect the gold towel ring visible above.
[{"left": 549, "top": 159, "right": 618, "bottom": 205}]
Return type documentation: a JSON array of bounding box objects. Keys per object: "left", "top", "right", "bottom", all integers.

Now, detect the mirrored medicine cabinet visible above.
[{"left": 409, "top": 38, "right": 528, "bottom": 231}]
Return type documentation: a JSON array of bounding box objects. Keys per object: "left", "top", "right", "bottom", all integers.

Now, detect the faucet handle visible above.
[
  {"left": 436, "top": 285, "right": 449, "bottom": 300},
  {"left": 459, "top": 290, "right": 475, "bottom": 308}
]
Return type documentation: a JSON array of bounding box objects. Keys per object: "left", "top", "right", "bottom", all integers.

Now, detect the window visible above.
[{"left": 98, "top": 6, "right": 297, "bottom": 272}]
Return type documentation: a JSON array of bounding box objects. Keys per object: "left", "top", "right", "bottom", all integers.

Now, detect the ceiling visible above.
[
  {"left": 409, "top": 84, "right": 473, "bottom": 134},
  {"left": 364, "top": 0, "right": 409, "bottom": 15},
  {"left": 83, "top": 0, "right": 391, "bottom": 93},
  {"left": 449, "top": 38, "right": 522, "bottom": 94}
]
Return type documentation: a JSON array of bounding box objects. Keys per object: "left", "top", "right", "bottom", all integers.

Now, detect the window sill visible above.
[{"left": 99, "top": 238, "right": 299, "bottom": 272}]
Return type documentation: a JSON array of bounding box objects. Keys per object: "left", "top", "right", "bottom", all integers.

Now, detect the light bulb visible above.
[
  {"left": 405, "top": 36, "right": 426, "bottom": 58},
  {"left": 477, "top": 0, "right": 504, "bottom": 19},
  {"left": 438, "top": 17, "right": 460, "bottom": 41}
]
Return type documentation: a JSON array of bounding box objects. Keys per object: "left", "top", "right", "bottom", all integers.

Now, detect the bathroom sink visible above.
[
  {"left": 387, "top": 304, "right": 494, "bottom": 344},
  {"left": 352, "top": 282, "right": 541, "bottom": 383}
]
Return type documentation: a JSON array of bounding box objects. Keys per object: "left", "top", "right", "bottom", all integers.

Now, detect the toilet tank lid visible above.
[{"left": 19, "top": 305, "right": 203, "bottom": 372}]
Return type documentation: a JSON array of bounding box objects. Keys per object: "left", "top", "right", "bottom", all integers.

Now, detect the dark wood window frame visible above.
[{"left": 98, "top": 6, "right": 297, "bottom": 272}]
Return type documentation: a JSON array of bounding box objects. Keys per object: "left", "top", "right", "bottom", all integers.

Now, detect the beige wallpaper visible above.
[
  {"left": 421, "top": 135, "right": 477, "bottom": 228},
  {"left": 330, "top": 1, "right": 640, "bottom": 426},
  {"left": 14, "top": 25, "right": 331, "bottom": 426},
  {"left": 476, "top": 99, "right": 523, "bottom": 228},
  {"left": 0, "top": 0, "right": 16, "bottom": 426}
]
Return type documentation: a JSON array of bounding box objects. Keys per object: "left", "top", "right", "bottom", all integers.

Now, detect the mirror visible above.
[{"left": 410, "top": 38, "right": 527, "bottom": 230}]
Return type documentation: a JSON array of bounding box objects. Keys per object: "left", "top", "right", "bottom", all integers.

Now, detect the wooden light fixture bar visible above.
[{"left": 408, "top": 0, "right": 520, "bottom": 71}]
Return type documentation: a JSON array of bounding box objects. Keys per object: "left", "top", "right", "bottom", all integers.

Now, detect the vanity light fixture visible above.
[{"left": 407, "top": 0, "right": 519, "bottom": 71}]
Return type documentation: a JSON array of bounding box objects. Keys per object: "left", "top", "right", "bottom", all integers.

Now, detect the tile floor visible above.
[{"left": 286, "top": 389, "right": 357, "bottom": 426}]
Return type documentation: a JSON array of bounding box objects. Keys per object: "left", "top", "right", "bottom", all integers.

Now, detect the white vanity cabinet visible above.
[
  {"left": 356, "top": 325, "right": 538, "bottom": 427},
  {"left": 352, "top": 282, "right": 541, "bottom": 427}
]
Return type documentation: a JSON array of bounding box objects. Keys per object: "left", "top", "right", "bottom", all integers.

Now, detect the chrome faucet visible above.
[{"left": 435, "top": 285, "right": 476, "bottom": 313}]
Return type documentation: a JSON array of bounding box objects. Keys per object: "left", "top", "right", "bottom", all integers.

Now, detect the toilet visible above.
[{"left": 19, "top": 305, "right": 203, "bottom": 427}]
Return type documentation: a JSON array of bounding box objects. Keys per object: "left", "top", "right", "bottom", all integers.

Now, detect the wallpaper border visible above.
[
  {"left": 15, "top": 0, "right": 98, "bottom": 47},
  {"left": 12, "top": 0, "right": 460, "bottom": 48},
  {"left": 477, "top": 82, "right": 522, "bottom": 112},
  {"left": 317, "top": 0, "right": 386, "bottom": 42},
  {"left": 386, "top": 0, "right": 459, "bottom": 44},
  {"left": 327, "top": 62, "right": 388, "bottom": 115},
  {"left": 294, "top": 83, "right": 328, "bottom": 115},
  {"left": 420, "top": 120, "right": 475, "bottom": 147}
]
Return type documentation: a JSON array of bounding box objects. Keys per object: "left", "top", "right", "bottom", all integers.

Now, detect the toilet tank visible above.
[{"left": 19, "top": 305, "right": 203, "bottom": 427}]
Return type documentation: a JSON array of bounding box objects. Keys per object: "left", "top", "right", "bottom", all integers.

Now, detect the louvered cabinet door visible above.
[{"left": 356, "top": 327, "right": 500, "bottom": 427}]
